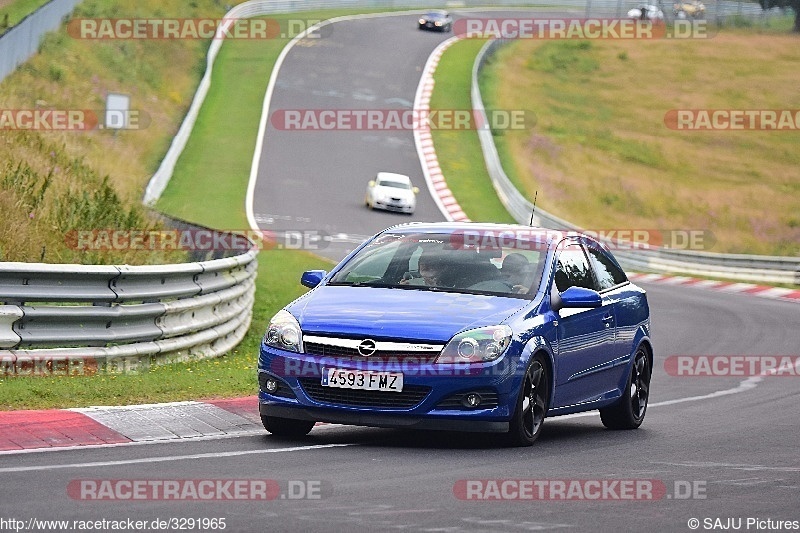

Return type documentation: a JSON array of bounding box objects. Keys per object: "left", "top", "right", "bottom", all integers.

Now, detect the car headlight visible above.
[
  {"left": 434, "top": 21, "right": 443, "bottom": 26},
  {"left": 264, "top": 310, "right": 303, "bottom": 353},
  {"left": 436, "top": 325, "right": 513, "bottom": 364},
  {"left": 419, "top": 18, "right": 426, "bottom": 24}
]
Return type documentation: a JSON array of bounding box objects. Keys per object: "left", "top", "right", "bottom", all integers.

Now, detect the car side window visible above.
[
  {"left": 554, "top": 243, "right": 596, "bottom": 292},
  {"left": 586, "top": 246, "right": 628, "bottom": 291}
]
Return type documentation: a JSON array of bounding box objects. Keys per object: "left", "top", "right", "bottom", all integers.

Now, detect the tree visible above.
[{"left": 758, "top": 0, "right": 799, "bottom": 32}]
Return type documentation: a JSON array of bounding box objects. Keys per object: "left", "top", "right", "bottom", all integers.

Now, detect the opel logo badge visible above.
[{"left": 358, "top": 339, "right": 377, "bottom": 357}]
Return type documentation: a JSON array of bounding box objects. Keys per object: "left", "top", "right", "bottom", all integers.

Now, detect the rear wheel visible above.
[
  {"left": 506, "top": 353, "right": 549, "bottom": 446},
  {"left": 261, "top": 415, "right": 315, "bottom": 437},
  {"left": 600, "top": 345, "right": 651, "bottom": 429}
]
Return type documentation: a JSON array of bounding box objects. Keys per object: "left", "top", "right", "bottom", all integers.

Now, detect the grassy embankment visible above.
[{"left": 479, "top": 19, "right": 800, "bottom": 257}]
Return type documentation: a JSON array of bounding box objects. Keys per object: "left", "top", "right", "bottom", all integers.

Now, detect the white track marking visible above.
[{"left": 0, "top": 443, "right": 355, "bottom": 473}]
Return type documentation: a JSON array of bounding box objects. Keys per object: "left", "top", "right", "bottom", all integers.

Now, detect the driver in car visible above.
[{"left": 400, "top": 252, "right": 448, "bottom": 287}]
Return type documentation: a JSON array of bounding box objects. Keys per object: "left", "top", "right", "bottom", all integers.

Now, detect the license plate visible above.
[{"left": 321, "top": 367, "right": 403, "bottom": 393}]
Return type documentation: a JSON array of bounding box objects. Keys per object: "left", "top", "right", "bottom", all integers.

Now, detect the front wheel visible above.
[
  {"left": 506, "top": 354, "right": 549, "bottom": 446},
  {"left": 600, "top": 346, "right": 651, "bottom": 429},
  {"left": 261, "top": 415, "right": 315, "bottom": 437}
]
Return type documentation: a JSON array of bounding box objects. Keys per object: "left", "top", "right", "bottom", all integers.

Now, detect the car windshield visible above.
[
  {"left": 328, "top": 231, "right": 548, "bottom": 298},
  {"left": 378, "top": 179, "right": 410, "bottom": 189}
]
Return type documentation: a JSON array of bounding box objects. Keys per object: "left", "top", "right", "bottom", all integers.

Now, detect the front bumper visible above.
[
  {"left": 419, "top": 21, "right": 446, "bottom": 31},
  {"left": 258, "top": 345, "right": 522, "bottom": 434},
  {"left": 373, "top": 199, "right": 414, "bottom": 213},
  {"left": 260, "top": 403, "right": 509, "bottom": 433}
]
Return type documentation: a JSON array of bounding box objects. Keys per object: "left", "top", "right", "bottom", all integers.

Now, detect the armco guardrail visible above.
[
  {"left": 472, "top": 39, "right": 800, "bottom": 285},
  {"left": 0, "top": 229, "right": 257, "bottom": 376},
  {"left": 0, "top": 0, "right": 80, "bottom": 84}
]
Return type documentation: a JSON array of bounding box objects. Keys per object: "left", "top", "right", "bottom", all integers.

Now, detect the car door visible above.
[
  {"left": 551, "top": 241, "right": 618, "bottom": 408},
  {"left": 585, "top": 243, "right": 647, "bottom": 379}
]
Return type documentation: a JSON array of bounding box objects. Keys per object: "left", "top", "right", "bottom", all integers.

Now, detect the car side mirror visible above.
[
  {"left": 368, "top": 180, "right": 375, "bottom": 187},
  {"left": 412, "top": 186, "right": 420, "bottom": 194},
  {"left": 553, "top": 286, "right": 602, "bottom": 310},
  {"left": 300, "top": 270, "right": 327, "bottom": 288}
]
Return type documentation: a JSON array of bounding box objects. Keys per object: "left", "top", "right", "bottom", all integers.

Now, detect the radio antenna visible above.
[{"left": 529, "top": 190, "right": 538, "bottom": 226}]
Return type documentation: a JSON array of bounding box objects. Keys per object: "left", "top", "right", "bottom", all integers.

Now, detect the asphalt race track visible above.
[
  {"left": 2, "top": 12, "right": 798, "bottom": 533},
  {"left": 2, "top": 280, "right": 799, "bottom": 532},
  {"left": 251, "top": 14, "right": 452, "bottom": 260}
]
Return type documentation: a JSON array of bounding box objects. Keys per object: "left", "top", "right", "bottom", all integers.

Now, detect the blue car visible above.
[{"left": 258, "top": 222, "right": 652, "bottom": 446}]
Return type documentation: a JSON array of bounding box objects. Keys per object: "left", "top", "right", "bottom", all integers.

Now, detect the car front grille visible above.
[
  {"left": 299, "top": 378, "right": 430, "bottom": 409},
  {"left": 303, "top": 336, "right": 442, "bottom": 364}
]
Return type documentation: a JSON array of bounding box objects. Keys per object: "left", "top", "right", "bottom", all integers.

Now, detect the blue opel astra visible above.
[{"left": 258, "top": 222, "right": 652, "bottom": 446}]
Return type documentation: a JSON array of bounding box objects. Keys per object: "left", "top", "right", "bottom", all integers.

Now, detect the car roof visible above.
[
  {"left": 376, "top": 172, "right": 412, "bottom": 183},
  {"left": 377, "top": 222, "right": 615, "bottom": 251},
  {"left": 377, "top": 221, "right": 576, "bottom": 244}
]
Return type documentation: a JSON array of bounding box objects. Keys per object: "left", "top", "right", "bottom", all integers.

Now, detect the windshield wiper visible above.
[{"left": 327, "top": 281, "right": 397, "bottom": 288}]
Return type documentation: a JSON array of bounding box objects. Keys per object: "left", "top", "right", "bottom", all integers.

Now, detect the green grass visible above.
[
  {"left": 0, "top": 0, "right": 50, "bottom": 34},
  {"left": 154, "top": 33, "right": 280, "bottom": 229},
  {"left": 429, "top": 38, "right": 515, "bottom": 224},
  {"left": 479, "top": 26, "right": 800, "bottom": 256}
]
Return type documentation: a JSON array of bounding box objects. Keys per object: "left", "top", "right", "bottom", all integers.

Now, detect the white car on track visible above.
[
  {"left": 627, "top": 4, "right": 665, "bottom": 20},
  {"left": 365, "top": 172, "right": 419, "bottom": 214}
]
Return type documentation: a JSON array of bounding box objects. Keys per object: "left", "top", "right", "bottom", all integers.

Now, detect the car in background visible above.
[
  {"left": 258, "top": 222, "right": 653, "bottom": 446},
  {"left": 627, "top": 4, "right": 665, "bottom": 20},
  {"left": 364, "top": 172, "right": 419, "bottom": 214},
  {"left": 418, "top": 10, "right": 453, "bottom": 32},
  {"left": 674, "top": 0, "right": 706, "bottom": 18}
]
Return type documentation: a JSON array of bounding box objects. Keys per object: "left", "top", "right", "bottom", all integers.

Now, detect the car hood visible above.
[
  {"left": 374, "top": 185, "right": 414, "bottom": 200},
  {"left": 287, "top": 286, "right": 528, "bottom": 343}
]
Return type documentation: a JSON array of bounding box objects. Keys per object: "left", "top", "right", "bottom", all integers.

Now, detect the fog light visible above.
[
  {"left": 462, "top": 393, "right": 482, "bottom": 408},
  {"left": 264, "top": 378, "right": 278, "bottom": 393}
]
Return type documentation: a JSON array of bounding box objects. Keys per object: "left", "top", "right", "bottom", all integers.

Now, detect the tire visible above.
[
  {"left": 600, "top": 345, "right": 651, "bottom": 430},
  {"left": 261, "top": 415, "right": 315, "bottom": 437},
  {"left": 506, "top": 353, "right": 549, "bottom": 446}
]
